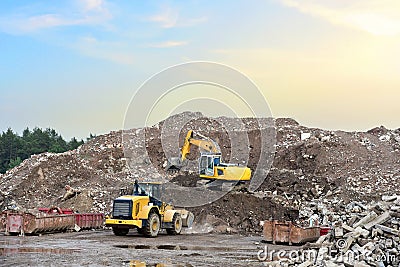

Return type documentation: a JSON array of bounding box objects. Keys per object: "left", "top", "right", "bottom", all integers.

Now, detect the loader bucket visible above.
[{"left": 165, "top": 157, "right": 183, "bottom": 172}]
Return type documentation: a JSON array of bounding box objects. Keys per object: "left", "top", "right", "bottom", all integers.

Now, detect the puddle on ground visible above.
[
  {"left": 115, "top": 244, "right": 152, "bottom": 249},
  {"left": 0, "top": 247, "right": 80, "bottom": 255},
  {"left": 114, "top": 244, "right": 234, "bottom": 251},
  {"left": 124, "top": 259, "right": 193, "bottom": 267}
]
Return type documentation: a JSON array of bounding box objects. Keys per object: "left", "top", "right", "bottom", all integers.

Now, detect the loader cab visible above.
[
  {"left": 133, "top": 181, "right": 163, "bottom": 207},
  {"left": 133, "top": 181, "right": 162, "bottom": 199}
]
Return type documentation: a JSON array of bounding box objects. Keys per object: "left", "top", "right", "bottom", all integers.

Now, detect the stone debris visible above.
[
  {"left": 61, "top": 185, "right": 81, "bottom": 201},
  {"left": 265, "top": 195, "right": 400, "bottom": 266},
  {"left": 0, "top": 112, "right": 399, "bottom": 252}
]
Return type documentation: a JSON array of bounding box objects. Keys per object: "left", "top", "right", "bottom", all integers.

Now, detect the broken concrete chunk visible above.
[
  {"left": 334, "top": 227, "right": 344, "bottom": 237},
  {"left": 342, "top": 224, "right": 355, "bottom": 232},
  {"left": 375, "top": 224, "right": 399, "bottom": 235},
  {"left": 297, "top": 260, "right": 313, "bottom": 267},
  {"left": 364, "top": 211, "right": 391, "bottom": 230},
  {"left": 301, "top": 132, "right": 311, "bottom": 141},
  {"left": 354, "top": 261, "right": 371, "bottom": 267},
  {"left": 353, "top": 211, "right": 378, "bottom": 228},
  {"left": 74, "top": 224, "right": 81, "bottom": 232},
  {"left": 354, "top": 226, "right": 370, "bottom": 238},
  {"left": 382, "top": 195, "right": 399, "bottom": 202}
]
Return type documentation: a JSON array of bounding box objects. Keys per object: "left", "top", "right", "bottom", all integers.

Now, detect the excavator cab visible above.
[{"left": 199, "top": 154, "right": 222, "bottom": 176}]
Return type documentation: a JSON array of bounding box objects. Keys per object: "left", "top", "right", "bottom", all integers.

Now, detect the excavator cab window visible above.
[
  {"left": 213, "top": 156, "right": 221, "bottom": 166},
  {"left": 206, "top": 156, "right": 214, "bottom": 176},
  {"left": 199, "top": 155, "right": 207, "bottom": 175}
]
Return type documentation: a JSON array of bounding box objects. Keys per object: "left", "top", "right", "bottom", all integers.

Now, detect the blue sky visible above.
[{"left": 1, "top": 0, "right": 400, "bottom": 139}]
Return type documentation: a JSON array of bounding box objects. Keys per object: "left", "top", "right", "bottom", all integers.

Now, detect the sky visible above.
[{"left": 1, "top": 0, "right": 400, "bottom": 140}]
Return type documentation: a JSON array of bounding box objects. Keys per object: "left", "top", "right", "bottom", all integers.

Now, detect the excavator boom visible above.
[
  {"left": 165, "top": 130, "right": 252, "bottom": 183},
  {"left": 165, "top": 130, "right": 220, "bottom": 171},
  {"left": 180, "top": 130, "right": 220, "bottom": 161}
]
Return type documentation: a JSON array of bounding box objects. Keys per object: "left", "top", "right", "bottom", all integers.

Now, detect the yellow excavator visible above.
[{"left": 166, "top": 130, "right": 251, "bottom": 182}]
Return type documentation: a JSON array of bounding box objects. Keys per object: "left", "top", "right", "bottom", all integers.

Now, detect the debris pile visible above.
[
  {"left": 0, "top": 132, "right": 127, "bottom": 214},
  {"left": 191, "top": 191, "right": 299, "bottom": 234},
  {"left": 0, "top": 112, "right": 399, "bottom": 236},
  {"left": 263, "top": 195, "right": 400, "bottom": 266}
]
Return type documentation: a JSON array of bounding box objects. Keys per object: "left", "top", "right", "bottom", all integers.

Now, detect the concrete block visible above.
[
  {"left": 375, "top": 224, "right": 399, "bottom": 235},
  {"left": 335, "top": 227, "right": 344, "bottom": 237},
  {"left": 364, "top": 211, "right": 391, "bottom": 230},
  {"left": 298, "top": 260, "right": 313, "bottom": 267},
  {"left": 342, "top": 224, "right": 355, "bottom": 232},
  {"left": 354, "top": 261, "right": 371, "bottom": 267},
  {"left": 354, "top": 226, "right": 370, "bottom": 238},
  {"left": 353, "top": 211, "right": 378, "bottom": 228}
]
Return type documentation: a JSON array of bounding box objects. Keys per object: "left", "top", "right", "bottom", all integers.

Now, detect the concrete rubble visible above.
[
  {"left": 0, "top": 112, "right": 399, "bottom": 263},
  {"left": 264, "top": 195, "right": 400, "bottom": 266}
]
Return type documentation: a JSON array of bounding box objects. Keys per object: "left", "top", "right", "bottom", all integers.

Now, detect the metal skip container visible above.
[
  {"left": 262, "top": 220, "right": 321, "bottom": 245},
  {"left": 0, "top": 208, "right": 104, "bottom": 235},
  {"left": 0, "top": 210, "right": 75, "bottom": 235}
]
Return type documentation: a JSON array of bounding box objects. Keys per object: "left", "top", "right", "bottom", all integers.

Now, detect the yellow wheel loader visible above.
[
  {"left": 105, "top": 181, "right": 194, "bottom": 237},
  {"left": 166, "top": 130, "right": 251, "bottom": 182}
]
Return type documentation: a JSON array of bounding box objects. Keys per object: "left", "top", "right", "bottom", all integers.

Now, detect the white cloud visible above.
[
  {"left": 76, "top": 36, "right": 134, "bottom": 65},
  {"left": 279, "top": 0, "right": 400, "bottom": 36},
  {"left": 148, "top": 6, "right": 207, "bottom": 28},
  {"left": 0, "top": 0, "right": 112, "bottom": 34},
  {"left": 80, "top": 0, "right": 105, "bottom": 11},
  {"left": 148, "top": 40, "right": 188, "bottom": 48},
  {"left": 148, "top": 7, "right": 179, "bottom": 28}
]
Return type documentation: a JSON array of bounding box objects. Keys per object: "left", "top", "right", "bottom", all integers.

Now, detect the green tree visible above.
[
  {"left": 68, "top": 137, "right": 84, "bottom": 150},
  {"left": 0, "top": 127, "right": 89, "bottom": 173},
  {"left": 8, "top": 157, "right": 22, "bottom": 169}
]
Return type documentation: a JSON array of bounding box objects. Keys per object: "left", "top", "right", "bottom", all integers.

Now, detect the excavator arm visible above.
[
  {"left": 180, "top": 130, "right": 220, "bottom": 161},
  {"left": 165, "top": 130, "right": 220, "bottom": 171}
]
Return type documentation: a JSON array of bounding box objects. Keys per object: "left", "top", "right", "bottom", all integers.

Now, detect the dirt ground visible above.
[{"left": 0, "top": 230, "right": 292, "bottom": 267}]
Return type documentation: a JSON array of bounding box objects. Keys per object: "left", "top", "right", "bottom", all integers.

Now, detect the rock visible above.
[
  {"left": 364, "top": 211, "right": 391, "bottom": 230},
  {"left": 301, "top": 132, "right": 311, "bottom": 141}
]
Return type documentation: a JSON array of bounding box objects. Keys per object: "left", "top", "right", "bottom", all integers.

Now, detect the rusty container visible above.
[
  {"left": 1, "top": 209, "right": 104, "bottom": 235},
  {"left": 25, "top": 213, "right": 75, "bottom": 234},
  {"left": 1, "top": 210, "right": 74, "bottom": 235},
  {"left": 263, "top": 220, "right": 321, "bottom": 245},
  {"left": 75, "top": 213, "right": 104, "bottom": 229}
]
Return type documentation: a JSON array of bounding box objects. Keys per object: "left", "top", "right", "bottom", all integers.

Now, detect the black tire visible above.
[
  {"left": 166, "top": 213, "right": 182, "bottom": 235},
  {"left": 112, "top": 227, "right": 129, "bottom": 236},
  {"left": 144, "top": 212, "right": 160, "bottom": 237}
]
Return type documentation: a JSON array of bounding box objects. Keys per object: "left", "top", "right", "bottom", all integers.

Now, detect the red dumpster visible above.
[
  {"left": 1, "top": 208, "right": 104, "bottom": 235},
  {"left": 75, "top": 213, "right": 104, "bottom": 229},
  {"left": 320, "top": 226, "right": 331, "bottom": 236},
  {"left": 0, "top": 210, "right": 75, "bottom": 235},
  {"left": 38, "top": 207, "right": 74, "bottom": 214}
]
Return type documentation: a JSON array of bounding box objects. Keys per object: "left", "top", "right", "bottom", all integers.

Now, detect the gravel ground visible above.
[{"left": 0, "top": 230, "right": 292, "bottom": 267}]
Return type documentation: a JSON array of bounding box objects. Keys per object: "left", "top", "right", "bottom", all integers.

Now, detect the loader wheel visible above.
[
  {"left": 144, "top": 212, "right": 160, "bottom": 237},
  {"left": 167, "top": 213, "right": 182, "bottom": 235},
  {"left": 112, "top": 227, "right": 129, "bottom": 236}
]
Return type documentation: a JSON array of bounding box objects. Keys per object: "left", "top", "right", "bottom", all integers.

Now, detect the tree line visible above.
[{"left": 0, "top": 127, "right": 94, "bottom": 174}]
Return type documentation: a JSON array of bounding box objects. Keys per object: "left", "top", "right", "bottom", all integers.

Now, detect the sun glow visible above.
[{"left": 346, "top": 13, "right": 400, "bottom": 36}]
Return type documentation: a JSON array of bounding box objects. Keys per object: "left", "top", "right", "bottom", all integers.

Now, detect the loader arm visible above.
[{"left": 180, "top": 130, "right": 220, "bottom": 161}]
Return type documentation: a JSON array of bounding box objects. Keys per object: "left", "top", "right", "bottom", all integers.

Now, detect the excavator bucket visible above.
[{"left": 165, "top": 157, "right": 183, "bottom": 172}]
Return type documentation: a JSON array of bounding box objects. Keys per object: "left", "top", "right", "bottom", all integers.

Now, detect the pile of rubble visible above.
[
  {"left": 190, "top": 190, "right": 299, "bottom": 234},
  {"left": 0, "top": 132, "right": 128, "bottom": 214},
  {"left": 0, "top": 112, "right": 399, "bottom": 236},
  {"left": 263, "top": 195, "right": 400, "bottom": 266}
]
